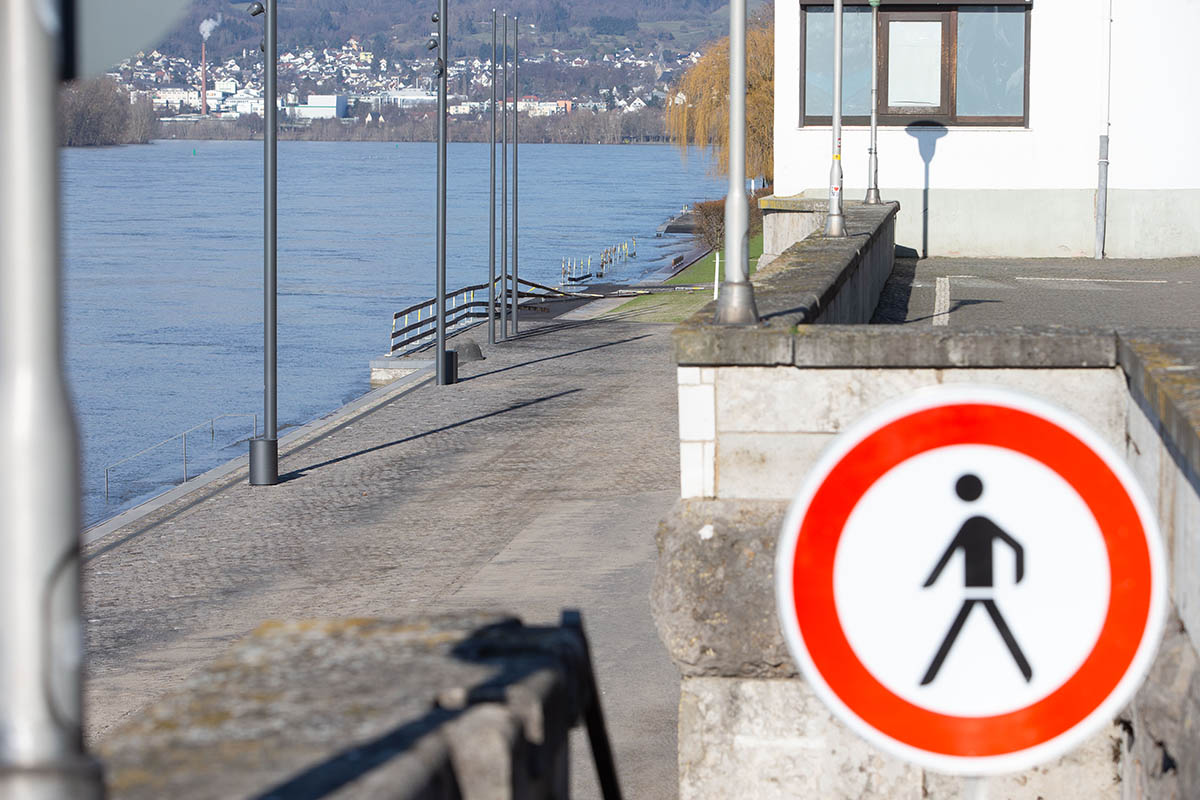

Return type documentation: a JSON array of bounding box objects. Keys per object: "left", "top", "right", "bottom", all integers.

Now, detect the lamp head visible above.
[
  {"left": 427, "top": 37, "right": 439, "bottom": 51},
  {"left": 248, "top": 2, "right": 265, "bottom": 15}
]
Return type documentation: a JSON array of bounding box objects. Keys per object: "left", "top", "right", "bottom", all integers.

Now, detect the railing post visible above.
[
  {"left": 182, "top": 432, "right": 188, "bottom": 482},
  {"left": 105, "top": 468, "right": 110, "bottom": 504}
]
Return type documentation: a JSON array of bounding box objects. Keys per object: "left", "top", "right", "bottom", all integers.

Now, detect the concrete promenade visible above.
[{"left": 82, "top": 311, "right": 681, "bottom": 798}]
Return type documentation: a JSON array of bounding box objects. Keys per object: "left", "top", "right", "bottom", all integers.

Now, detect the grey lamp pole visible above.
[
  {"left": 500, "top": 14, "right": 509, "bottom": 339},
  {"left": 249, "top": 0, "right": 279, "bottom": 484},
  {"left": 488, "top": 10, "right": 497, "bottom": 343},
  {"left": 512, "top": 18, "right": 519, "bottom": 334},
  {"left": 0, "top": 1, "right": 103, "bottom": 796},
  {"left": 824, "top": 0, "right": 847, "bottom": 236},
  {"left": 864, "top": 0, "right": 882, "bottom": 204},
  {"left": 434, "top": 0, "right": 449, "bottom": 385},
  {"left": 713, "top": 0, "right": 759, "bottom": 325}
]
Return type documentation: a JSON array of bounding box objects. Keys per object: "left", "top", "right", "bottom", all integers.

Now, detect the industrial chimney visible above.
[{"left": 201, "top": 39, "right": 208, "bottom": 115}]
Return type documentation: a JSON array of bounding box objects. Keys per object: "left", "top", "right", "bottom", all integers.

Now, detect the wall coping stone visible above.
[{"left": 673, "top": 202, "right": 899, "bottom": 347}]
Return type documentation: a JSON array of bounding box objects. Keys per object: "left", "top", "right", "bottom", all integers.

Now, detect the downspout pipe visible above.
[{"left": 1094, "top": 0, "right": 1113, "bottom": 259}]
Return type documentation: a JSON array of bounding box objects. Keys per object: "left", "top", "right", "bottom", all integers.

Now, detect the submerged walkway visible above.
[{"left": 82, "top": 311, "right": 682, "bottom": 799}]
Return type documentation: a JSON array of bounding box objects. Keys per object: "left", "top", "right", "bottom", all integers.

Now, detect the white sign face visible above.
[{"left": 776, "top": 386, "right": 1166, "bottom": 775}]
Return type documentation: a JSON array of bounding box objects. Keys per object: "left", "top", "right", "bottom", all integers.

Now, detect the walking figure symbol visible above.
[{"left": 920, "top": 473, "right": 1033, "bottom": 686}]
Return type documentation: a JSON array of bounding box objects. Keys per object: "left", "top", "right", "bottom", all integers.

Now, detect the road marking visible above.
[
  {"left": 1014, "top": 277, "right": 1168, "bottom": 284},
  {"left": 933, "top": 276, "right": 950, "bottom": 326}
]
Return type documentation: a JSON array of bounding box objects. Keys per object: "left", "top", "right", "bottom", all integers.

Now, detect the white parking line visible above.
[
  {"left": 933, "top": 276, "right": 950, "bottom": 326},
  {"left": 1015, "top": 277, "right": 1169, "bottom": 284}
]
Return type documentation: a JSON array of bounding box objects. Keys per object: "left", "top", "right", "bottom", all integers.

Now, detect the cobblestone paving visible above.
[{"left": 83, "top": 314, "right": 682, "bottom": 799}]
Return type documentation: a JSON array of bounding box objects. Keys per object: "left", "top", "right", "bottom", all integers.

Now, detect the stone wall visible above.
[{"left": 660, "top": 221, "right": 1200, "bottom": 797}]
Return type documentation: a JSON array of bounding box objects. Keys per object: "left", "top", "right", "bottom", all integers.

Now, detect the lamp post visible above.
[
  {"left": 825, "top": 0, "right": 847, "bottom": 236},
  {"left": 512, "top": 18, "right": 519, "bottom": 334},
  {"left": 488, "top": 9, "right": 497, "bottom": 343},
  {"left": 248, "top": 0, "right": 279, "bottom": 484},
  {"left": 433, "top": 0, "right": 449, "bottom": 384},
  {"left": 864, "top": 0, "right": 882, "bottom": 204},
  {"left": 0, "top": 1, "right": 103, "bottom": 795},
  {"left": 713, "top": 0, "right": 759, "bottom": 325},
  {"left": 500, "top": 14, "right": 509, "bottom": 339}
]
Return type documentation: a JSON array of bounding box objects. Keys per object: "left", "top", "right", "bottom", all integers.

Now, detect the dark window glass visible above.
[
  {"left": 956, "top": 6, "right": 1026, "bottom": 117},
  {"left": 805, "top": 7, "right": 873, "bottom": 117}
]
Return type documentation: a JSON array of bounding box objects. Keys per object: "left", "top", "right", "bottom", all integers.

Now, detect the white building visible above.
[
  {"left": 292, "top": 94, "right": 348, "bottom": 119},
  {"left": 771, "top": 0, "right": 1200, "bottom": 258}
]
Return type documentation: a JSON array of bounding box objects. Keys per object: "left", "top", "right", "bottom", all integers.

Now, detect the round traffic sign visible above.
[{"left": 775, "top": 385, "right": 1165, "bottom": 774}]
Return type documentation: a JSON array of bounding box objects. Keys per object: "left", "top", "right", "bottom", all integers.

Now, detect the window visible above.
[{"left": 800, "top": 2, "right": 1030, "bottom": 127}]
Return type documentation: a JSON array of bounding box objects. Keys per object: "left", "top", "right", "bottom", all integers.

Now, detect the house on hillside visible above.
[{"left": 768, "top": 0, "right": 1200, "bottom": 258}]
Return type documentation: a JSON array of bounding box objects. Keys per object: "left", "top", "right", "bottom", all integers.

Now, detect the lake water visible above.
[{"left": 61, "top": 139, "right": 725, "bottom": 525}]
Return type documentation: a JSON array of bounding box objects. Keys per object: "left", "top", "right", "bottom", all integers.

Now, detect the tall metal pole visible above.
[
  {"left": 824, "top": 0, "right": 847, "bottom": 236},
  {"left": 488, "top": 9, "right": 497, "bottom": 343},
  {"left": 0, "top": 1, "right": 103, "bottom": 795},
  {"left": 500, "top": 14, "right": 509, "bottom": 339},
  {"left": 512, "top": 18, "right": 519, "bottom": 334},
  {"left": 434, "top": 0, "right": 449, "bottom": 384},
  {"left": 864, "top": 0, "right": 882, "bottom": 204},
  {"left": 713, "top": 0, "right": 759, "bottom": 325},
  {"left": 250, "top": 0, "right": 280, "bottom": 484}
]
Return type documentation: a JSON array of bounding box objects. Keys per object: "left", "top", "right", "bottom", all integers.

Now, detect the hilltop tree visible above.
[{"left": 666, "top": 5, "right": 772, "bottom": 181}]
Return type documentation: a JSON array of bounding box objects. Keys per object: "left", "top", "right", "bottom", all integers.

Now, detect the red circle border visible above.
[{"left": 791, "top": 403, "right": 1153, "bottom": 758}]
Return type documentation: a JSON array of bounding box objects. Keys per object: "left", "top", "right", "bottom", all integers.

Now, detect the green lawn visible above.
[
  {"left": 666, "top": 232, "right": 763, "bottom": 286},
  {"left": 603, "top": 232, "right": 765, "bottom": 322},
  {"left": 601, "top": 288, "right": 714, "bottom": 323}
]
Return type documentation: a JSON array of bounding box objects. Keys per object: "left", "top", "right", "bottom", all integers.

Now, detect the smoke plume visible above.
[{"left": 199, "top": 13, "right": 223, "bottom": 41}]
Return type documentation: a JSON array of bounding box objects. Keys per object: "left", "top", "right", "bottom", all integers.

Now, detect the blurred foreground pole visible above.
[
  {"left": 713, "top": 0, "right": 759, "bottom": 325},
  {"left": 0, "top": 0, "right": 103, "bottom": 796}
]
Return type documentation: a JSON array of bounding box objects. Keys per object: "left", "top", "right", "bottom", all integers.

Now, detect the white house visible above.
[
  {"left": 292, "top": 94, "right": 348, "bottom": 120},
  {"left": 772, "top": 0, "right": 1200, "bottom": 258}
]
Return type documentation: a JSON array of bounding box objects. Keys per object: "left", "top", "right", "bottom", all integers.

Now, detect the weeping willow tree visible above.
[{"left": 666, "top": 10, "right": 774, "bottom": 182}]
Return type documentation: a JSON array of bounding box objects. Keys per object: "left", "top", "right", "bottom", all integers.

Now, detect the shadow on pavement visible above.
[{"left": 280, "top": 389, "right": 583, "bottom": 481}]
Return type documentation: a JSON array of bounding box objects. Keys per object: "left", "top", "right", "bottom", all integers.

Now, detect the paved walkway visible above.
[
  {"left": 83, "top": 311, "right": 682, "bottom": 799},
  {"left": 874, "top": 256, "right": 1200, "bottom": 326}
]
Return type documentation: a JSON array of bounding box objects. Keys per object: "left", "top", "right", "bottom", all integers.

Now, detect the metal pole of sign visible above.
[
  {"left": 824, "top": 0, "right": 847, "bottom": 236},
  {"left": 434, "top": 0, "right": 449, "bottom": 385},
  {"left": 500, "top": 14, "right": 509, "bottom": 339},
  {"left": 488, "top": 9, "right": 497, "bottom": 343},
  {"left": 250, "top": 0, "right": 280, "bottom": 484},
  {"left": 0, "top": 1, "right": 103, "bottom": 796},
  {"left": 712, "top": 0, "right": 759, "bottom": 325},
  {"left": 864, "top": 0, "right": 882, "bottom": 204},
  {"left": 512, "top": 18, "right": 520, "bottom": 334}
]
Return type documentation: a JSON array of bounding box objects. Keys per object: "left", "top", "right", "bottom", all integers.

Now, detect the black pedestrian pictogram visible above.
[{"left": 920, "top": 474, "right": 1033, "bottom": 686}]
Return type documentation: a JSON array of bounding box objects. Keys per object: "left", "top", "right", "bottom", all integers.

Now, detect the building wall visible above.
[{"left": 772, "top": 0, "right": 1200, "bottom": 257}]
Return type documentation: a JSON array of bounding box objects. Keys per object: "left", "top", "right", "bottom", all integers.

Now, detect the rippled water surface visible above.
[{"left": 61, "top": 140, "right": 724, "bottom": 525}]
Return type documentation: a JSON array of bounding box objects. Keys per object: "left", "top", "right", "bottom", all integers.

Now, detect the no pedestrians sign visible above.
[{"left": 775, "top": 386, "right": 1166, "bottom": 774}]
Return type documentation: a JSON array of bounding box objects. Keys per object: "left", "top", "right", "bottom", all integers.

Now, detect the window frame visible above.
[{"left": 799, "top": 1, "right": 1031, "bottom": 128}]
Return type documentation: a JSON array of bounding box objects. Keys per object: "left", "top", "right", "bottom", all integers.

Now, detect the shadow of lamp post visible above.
[{"left": 905, "top": 121, "right": 948, "bottom": 259}]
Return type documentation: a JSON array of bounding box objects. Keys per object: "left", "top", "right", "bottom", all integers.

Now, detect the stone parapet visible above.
[{"left": 98, "top": 612, "right": 607, "bottom": 800}]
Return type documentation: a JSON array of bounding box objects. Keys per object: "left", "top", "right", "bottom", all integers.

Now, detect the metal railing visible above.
[
  {"left": 389, "top": 276, "right": 599, "bottom": 356},
  {"left": 103, "top": 413, "right": 259, "bottom": 503}
]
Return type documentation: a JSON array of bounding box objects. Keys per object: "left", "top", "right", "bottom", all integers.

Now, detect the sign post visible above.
[{"left": 776, "top": 385, "right": 1165, "bottom": 775}]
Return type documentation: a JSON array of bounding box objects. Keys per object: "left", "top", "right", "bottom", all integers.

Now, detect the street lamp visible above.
[
  {"left": 864, "top": 0, "right": 882, "bottom": 205},
  {"left": 248, "top": 0, "right": 279, "bottom": 484},
  {"left": 431, "top": 2, "right": 451, "bottom": 384},
  {"left": 713, "top": 0, "right": 759, "bottom": 325},
  {"left": 824, "top": 0, "right": 847, "bottom": 236}
]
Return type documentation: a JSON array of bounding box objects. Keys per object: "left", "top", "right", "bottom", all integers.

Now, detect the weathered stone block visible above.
[{"left": 652, "top": 499, "right": 794, "bottom": 678}]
